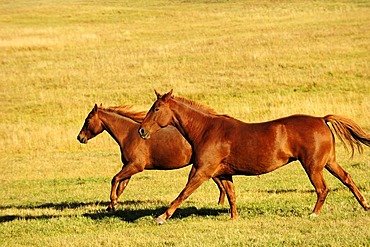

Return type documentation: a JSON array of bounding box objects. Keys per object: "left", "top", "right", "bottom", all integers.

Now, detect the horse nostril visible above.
[{"left": 139, "top": 128, "right": 144, "bottom": 135}]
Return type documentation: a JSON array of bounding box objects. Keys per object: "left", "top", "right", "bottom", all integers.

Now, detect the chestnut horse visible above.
[
  {"left": 139, "top": 90, "right": 370, "bottom": 224},
  {"left": 77, "top": 104, "right": 227, "bottom": 211}
]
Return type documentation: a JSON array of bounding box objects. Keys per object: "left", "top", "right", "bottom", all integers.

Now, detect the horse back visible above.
[
  {"left": 270, "top": 114, "right": 334, "bottom": 153},
  {"left": 220, "top": 114, "right": 334, "bottom": 175}
]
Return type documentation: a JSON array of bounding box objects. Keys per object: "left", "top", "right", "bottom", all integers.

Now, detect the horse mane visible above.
[
  {"left": 99, "top": 105, "right": 146, "bottom": 123},
  {"left": 174, "top": 96, "right": 219, "bottom": 115},
  {"left": 174, "top": 96, "right": 233, "bottom": 119}
]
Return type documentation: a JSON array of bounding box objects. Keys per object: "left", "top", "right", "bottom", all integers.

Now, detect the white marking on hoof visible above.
[
  {"left": 309, "top": 213, "right": 318, "bottom": 218},
  {"left": 154, "top": 216, "right": 166, "bottom": 225}
]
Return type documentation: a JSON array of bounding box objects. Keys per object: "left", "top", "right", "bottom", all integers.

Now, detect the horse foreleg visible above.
[
  {"left": 107, "top": 164, "right": 143, "bottom": 212},
  {"left": 220, "top": 176, "right": 237, "bottom": 220},
  {"left": 115, "top": 177, "right": 131, "bottom": 202},
  {"left": 187, "top": 167, "right": 226, "bottom": 205},
  {"left": 155, "top": 170, "right": 210, "bottom": 224},
  {"left": 186, "top": 166, "right": 196, "bottom": 186}
]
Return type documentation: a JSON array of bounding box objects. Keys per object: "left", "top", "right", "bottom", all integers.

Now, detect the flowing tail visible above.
[{"left": 324, "top": 115, "right": 370, "bottom": 157}]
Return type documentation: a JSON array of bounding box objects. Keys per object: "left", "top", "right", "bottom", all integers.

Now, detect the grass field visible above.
[{"left": 1, "top": 0, "right": 369, "bottom": 246}]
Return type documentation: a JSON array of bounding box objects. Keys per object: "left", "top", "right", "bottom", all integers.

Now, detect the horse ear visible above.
[
  {"left": 154, "top": 90, "right": 162, "bottom": 99},
  {"left": 162, "top": 89, "right": 173, "bottom": 102},
  {"left": 93, "top": 104, "right": 98, "bottom": 112}
]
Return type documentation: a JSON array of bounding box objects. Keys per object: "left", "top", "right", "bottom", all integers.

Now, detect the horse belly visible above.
[
  {"left": 226, "top": 129, "right": 293, "bottom": 175},
  {"left": 227, "top": 150, "right": 292, "bottom": 175}
]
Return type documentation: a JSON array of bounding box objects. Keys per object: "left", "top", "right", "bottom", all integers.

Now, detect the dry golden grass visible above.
[{"left": 1, "top": 0, "right": 369, "bottom": 246}]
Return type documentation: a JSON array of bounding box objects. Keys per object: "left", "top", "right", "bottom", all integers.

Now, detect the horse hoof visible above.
[
  {"left": 309, "top": 213, "right": 318, "bottom": 218},
  {"left": 106, "top": 205, "right": 116, "bottom": 212},
  {"left": 154, "top": 216, "right": 166, "bottom": 225}
]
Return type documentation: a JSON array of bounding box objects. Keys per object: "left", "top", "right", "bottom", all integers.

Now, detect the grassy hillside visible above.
[{"left": 1, "top": 0, "right": 369, "bottom": 246}]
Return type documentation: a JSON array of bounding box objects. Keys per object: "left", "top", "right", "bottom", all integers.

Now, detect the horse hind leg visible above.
[
  {"left": 308, "top": 171, "right": 329, "bottom": 217},
  {"left": 325, "top": 160, "right": 370, "bottom": 211},
  {"left": 219, "top": 176, "right": 238, "bottom": 220},
  {"left": 302, "top": 159, "right": 330, "bottom": 217},
  {"left": 212, "top": 177, "right": 226, "bottom": 205}
]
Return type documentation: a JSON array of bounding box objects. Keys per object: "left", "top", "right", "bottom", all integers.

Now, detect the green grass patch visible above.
[{"left": 1, "top": 0, "right": 369, "bottom": 246}]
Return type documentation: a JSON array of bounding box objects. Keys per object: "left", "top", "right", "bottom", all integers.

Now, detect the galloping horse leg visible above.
[
  {"left": 326, "top": 160, "right": 370, "bottom": 211},
  {"left": 301, "top": 159, "right": 329, "bottom": 217},
  {"left": 187, "top": 166, "right": 226, "bottom": 205},
  {"left": 186, "top": 166, "right": 196, "bottom": 185},
  {"left": 107, "top": 163, "right": 144, "bottom": 212},
  {"left": 212, "top": 177, "right": 226, "bottom": 205},
  {"left": 310, "top": 173, "right": 329, "bottom": 217},
  {"left": 155, "top": 168, "right": 211, "bottom": 224},
  {"left": 219, "top": 176, "right": 237, "bottom": 220},
  {"left": 115, "top": 178, "right": 131, "bottom": 203}
]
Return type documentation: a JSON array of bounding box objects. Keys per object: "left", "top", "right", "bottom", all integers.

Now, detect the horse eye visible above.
[{"left": 155, "top": 108, "right": 159, "bottom": 112}]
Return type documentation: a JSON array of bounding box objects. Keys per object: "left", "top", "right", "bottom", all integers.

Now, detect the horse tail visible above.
[{"left": 324, "top": 115, "right": 370, "bottom": 157}]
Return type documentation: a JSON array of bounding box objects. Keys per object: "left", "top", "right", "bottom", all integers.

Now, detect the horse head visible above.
[
  {"left": 77, "top": 104, "right": 104, "bottom": 144},
  {"left": 138, "top": 89, "right": 174, "bottom": 140}
]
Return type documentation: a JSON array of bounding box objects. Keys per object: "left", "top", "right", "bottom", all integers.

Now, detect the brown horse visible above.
[
  {"left": 77, "top": 104, "right": 227, "bottom": 211},
  {"left": 139, "top": 90, "right": 370, "bottom": 224}
]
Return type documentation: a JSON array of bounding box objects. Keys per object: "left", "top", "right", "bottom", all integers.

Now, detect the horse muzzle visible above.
[{"left": 77, "top": 134, "right": 88, "bottom": 144}]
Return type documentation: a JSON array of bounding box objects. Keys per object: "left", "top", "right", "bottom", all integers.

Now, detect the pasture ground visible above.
[{"left": 1, "top": 0, "right": 369, "bottom": 246}]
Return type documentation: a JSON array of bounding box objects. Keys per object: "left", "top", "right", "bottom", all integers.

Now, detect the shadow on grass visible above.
[
  {"left": 0, "top": 214, "right": 61, "bottom": 223},
  {"left": 83, "top": 206, "right": 229, "bottom": 223},
  {"left": 0, "top": 200, "right": 107, "bottom": 211},
  {"left": 0, "top": 201, "right": 106, "bottom": 223},
  {"left": 1, "top": 185, "right": 353, "bottom": 224},
  {"left": 0, "top": 200, "right": 229, "bottom": 223}
]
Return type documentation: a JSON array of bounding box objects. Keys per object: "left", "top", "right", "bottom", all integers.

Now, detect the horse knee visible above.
[
  {"left": 317, "top": 186, "right": 329, "bottom": 199},
  {"left": 111, "top": 176, "right": 120, "bottom": 185}
]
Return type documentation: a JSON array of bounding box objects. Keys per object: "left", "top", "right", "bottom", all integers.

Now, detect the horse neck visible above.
[
  {"left": 97, "top": 109, "right": 138, "bottom": 145},
  {"left": 170, "top": 99, "right": 213, "bottom": 144}
]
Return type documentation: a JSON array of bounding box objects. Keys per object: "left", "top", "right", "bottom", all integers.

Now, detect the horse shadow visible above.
[
  {"left": 1, "top": 186, "right": 322, "bottom": 223},
  {"left": 0, "top": 201, "right": 106, "bottom": 223},
  {"left": 0, "top": 200, "right": 229, "bottom": 223},
  {"left": 83, "top": 205, "right": 229, "bottom": 223}
]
